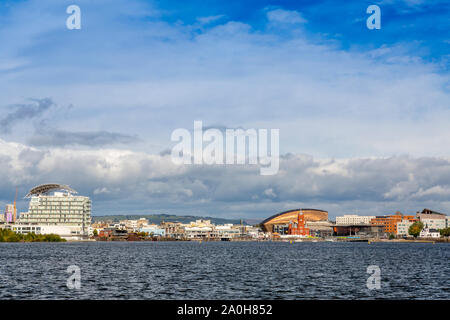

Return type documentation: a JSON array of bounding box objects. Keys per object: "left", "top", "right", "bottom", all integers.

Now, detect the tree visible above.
[
  {"left": 408, "top": 221, "right": 424, "bottom": 238},
  {"left": 389, "top": 234, "right": 395, "bottom": 240},
  {"left": 440, "top": 227, "right": 450, "bottom": 237},
  {"left": 93, "top": 229, "right": 98, "bottom": 237}
]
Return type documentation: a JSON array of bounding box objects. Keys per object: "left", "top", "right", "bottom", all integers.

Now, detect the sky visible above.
[{"left": 0, "top": 0, "right": 449, "bottom": 220}]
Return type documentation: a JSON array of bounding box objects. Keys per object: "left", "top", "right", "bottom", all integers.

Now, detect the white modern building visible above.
[
  {"left": 419, "top": 228, "right": 440, "bottom": 238},
  {"left": 397, "top": 219, "right": 415, "bottom": 237},
  {"left": 335, "top": 215, "right": 376, "bottom": 225},
  {"left": 184, "top": 226, "right": 213, "bottom": 238},
  {"left": 14, "top": 184, "right": 91, "bottom": 240},
  {"left": 416, "top": 209, "right": 447, "bottom": 231},
  {"left": 215, "top": 224, "right": 240, "bottom": 239},
  {"left": 421, "top": 219, "right": 446, "bottom": 230}
]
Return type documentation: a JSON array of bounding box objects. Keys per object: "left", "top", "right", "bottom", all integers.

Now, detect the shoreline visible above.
[{"left": 2, "top": 238, "right": 449, "bottom": 243}]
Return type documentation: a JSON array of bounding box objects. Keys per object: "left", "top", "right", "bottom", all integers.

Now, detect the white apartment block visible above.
[
  {"left": 16, "top": 184, "right": 91, "bottom": 240},
  {"left": 397, "top": 219, "right": 415, "bottom": 236},
  {"left": 419, "top": 228, "right": 440, "bottom": 238},
  {"left": 336, "top": 215, "right": 376, "bottom": 225},
  {"left": 421, "top": 218, "right": 446, "bottom": 231}
]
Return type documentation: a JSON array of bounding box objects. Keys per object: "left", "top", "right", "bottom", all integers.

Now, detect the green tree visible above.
[
  {"left": 93, "top": 229, "right": 98, "bottom": 237},
  {"left": 440, "top": 227, "right": 450, "bottom": 237},
  {"left": 389, "top": 234, "right": 395, "bottom": 240},
  {"left": 408, "top": 221, "right": 424, "bottom": 238}
]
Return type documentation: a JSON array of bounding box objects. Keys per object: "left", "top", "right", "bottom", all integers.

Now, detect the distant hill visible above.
[{"left": 92, "top": 214, "right": 251, "bottom": 225}]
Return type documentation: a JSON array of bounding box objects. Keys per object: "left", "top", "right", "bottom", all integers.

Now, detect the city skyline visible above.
[{"left": 0, "top": 0, "right": 449, "bottom": 219}]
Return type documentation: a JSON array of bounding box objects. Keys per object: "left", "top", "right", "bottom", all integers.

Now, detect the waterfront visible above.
[{"left": 0, "top": 242, "right": 449, "bottom": 299}]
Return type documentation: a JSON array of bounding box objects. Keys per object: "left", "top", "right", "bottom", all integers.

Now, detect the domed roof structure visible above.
[
  {"left": 25, "top": 184, "right": 77, "bottom": 198},
  {"left": 261, "top": 208, "right": 328, "bottom": 232}
]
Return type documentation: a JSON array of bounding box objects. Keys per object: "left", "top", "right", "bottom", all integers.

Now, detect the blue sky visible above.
[{"left": 0, "top": 0, "right": 449, "bottom": 220}]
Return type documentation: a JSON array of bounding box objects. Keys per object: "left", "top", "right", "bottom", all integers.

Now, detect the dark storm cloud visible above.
[
  {"left": 159, "top": 148, "right": 172, "bottom": 156},
  {"left": 0, "top": 98, "right": 54, "bottom": 134},
  {"left": 28, "top": 129, "right": 139, "bottom": 147},
  {"left": 0, "top": 97, "right": 139, "bottom": 147},
  {"left": 3, "top": 139, "right": 450, "bottom": 218}
]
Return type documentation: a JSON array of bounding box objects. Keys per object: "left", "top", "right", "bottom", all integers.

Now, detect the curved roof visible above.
[
  {"left": 261, "top": 208, "right": 328, "bottom": 225},
  {"left": 25, "top": 184, "right": 77, "bottom": 198}
]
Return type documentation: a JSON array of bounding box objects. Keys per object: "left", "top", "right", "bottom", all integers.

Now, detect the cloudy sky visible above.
[{"left": 0, "top": 0, "right": 449, "bottom": 220}]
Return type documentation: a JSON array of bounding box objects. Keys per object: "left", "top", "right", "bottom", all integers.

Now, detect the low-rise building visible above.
[
  {"left": 120, "top": 219, "right": 139, "bottom": 232},
  {"left": 370, "top": 212, "right": 416, "bottom": 234},
  {"left": 396, "top": 219, "right": 415, "bottom": 237},
  {"left": 11, "top": 224, "right": 83, "bottom": 239},
  {"left": 139, "top": 224, "right": 165, "bottom": 237},
  {"left": 215, "top": 224, "right": 240, "bottom": 240},
  {"left": 306, "top": 220, "right": 334, "bottom": 237},
  {"left": 160, "top": 221, "right": 185, "bottom": 239},
  {"left": 184, "top": 226, "right": 213, "bottom": 239},
  {"left": 416, "top": 208, "right": 447, "bottom": 231},
  {"left": 336, "top": 215, "right": 376, "bottom": 225},
  {"left": 419, "top": 228, "right": 440, "bottom": 238}
]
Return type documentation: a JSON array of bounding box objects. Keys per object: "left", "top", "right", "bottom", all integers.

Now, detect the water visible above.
[{"left": 0, "top": 242, "right": 448, "bottom": 299}]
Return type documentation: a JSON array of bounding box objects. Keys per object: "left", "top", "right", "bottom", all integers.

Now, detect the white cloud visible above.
[
  {"left": 1, "top": 139, "right": 450, "bottom": 218},
  {"left": 0, "top": 2, "right": 448, "bottom": 160},
  {"left": 0, "top": 1, "right": 449, "bottom": 220},
  {"left": 196, "top": 15, "right": 225, "bottom": 25},
  {"left": 266, "top": 9, "right": 307, "bottom": 24}
]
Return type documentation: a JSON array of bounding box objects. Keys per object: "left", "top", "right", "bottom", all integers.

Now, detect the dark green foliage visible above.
[
  {"left": 408, "top": 221, "right": 424, "bottom": 238},
  {"left": 440, "top": 227, "right": 450, "bottom": 237},
  {"left": 0, "top": 229, "right": 66, "bottom": 242}
]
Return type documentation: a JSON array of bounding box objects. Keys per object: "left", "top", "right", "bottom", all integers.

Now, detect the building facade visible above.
[
  {"left": 139, "top": 224, "right": 165, "bottom": 237},
  {"left": 15, "top": 184, "right": 91, "bottom": 240},
  {"left": 370, "top": 212, "right": 416, "bottom": 235},
  {"left": 4, "top": 204, "right": 14, "bottom": 223},
  {"left": 336, "top": 215, "right": 376, "bottom": 225},
  {"left": 419, "top": 228, "right": 440, "bottom": 238},
  {"left": 416, "top": 209, "right": 447, "bottom": 231},
  {"left": 396, "top": 219, "right": 415, "bottom": 236},
  {"left": 261, "top": 209, "right": 328, "bottom": 233}
]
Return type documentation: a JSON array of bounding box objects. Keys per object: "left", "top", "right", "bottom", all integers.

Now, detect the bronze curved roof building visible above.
[{"left": 261, "top": 208, "right": 328, "bottom": 232}]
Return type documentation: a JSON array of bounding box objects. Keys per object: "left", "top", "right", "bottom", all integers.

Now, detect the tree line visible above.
[{"left": 0, "top": 229, "right": 66, "bottom": 242}]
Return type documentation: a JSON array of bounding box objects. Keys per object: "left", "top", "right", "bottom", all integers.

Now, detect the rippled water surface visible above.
[{"left": 0, "top": 242, "right": 448, "bottom": 299}]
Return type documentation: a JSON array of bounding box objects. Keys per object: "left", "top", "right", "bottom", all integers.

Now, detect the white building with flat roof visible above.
[
  {"left": 397, "top": 219, "right": 415, "bottom": 236},
  {"left": 416, "top": 209, "right": 447, "bottom": 230},
  {"left": 419, "top": 228, "right": 440, "bottom": 238},
  {"left": 336, "top": 215, "right": 376, "bottom": 225},
  {"left": 15, "top": 184, "right": 91, "bottom": 240}
]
